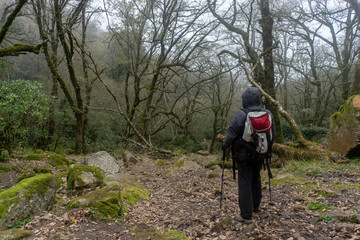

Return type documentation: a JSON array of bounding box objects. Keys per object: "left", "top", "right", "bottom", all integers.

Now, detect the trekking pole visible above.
[
  {"left": 220, "top": 148, "right": 225, "bottom": 209},
  {"left": 266, "top": 153, "right": 273, "bottom": 202}
]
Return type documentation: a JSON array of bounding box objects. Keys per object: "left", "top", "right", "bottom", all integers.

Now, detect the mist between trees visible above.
[{"left": 0, "top": 0, "right": 359, "bottom": 155}]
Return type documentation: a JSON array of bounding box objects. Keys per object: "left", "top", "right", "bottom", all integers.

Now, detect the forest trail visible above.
[{"left": 15, "top": 153, "right": 360, "bottom": 239}]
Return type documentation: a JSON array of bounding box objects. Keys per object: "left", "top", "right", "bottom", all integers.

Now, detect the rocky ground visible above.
[{"left": 1, "top": 152, "right": 360, "bottom": 240}]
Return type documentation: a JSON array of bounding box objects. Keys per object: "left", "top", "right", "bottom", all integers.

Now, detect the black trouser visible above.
[{"left": 236, "top": 155, "right": 262, "bottom": 220}]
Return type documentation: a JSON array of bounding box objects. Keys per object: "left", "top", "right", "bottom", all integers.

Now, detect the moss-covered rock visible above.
[
  {"left": 54, "top": 171, "right": 68, "bottom": 189},
  {"left": 67, "top": 184, "right": 124, "bottom": 220},
  {"left": 67, "top": 165, "right": 104, "bottom": 190},
  {"left": 25, "top": 153, "right": 48, "bottom": 161},
  {"left": 105, "top": 177, "right": 150, "bottom": 206},
  {"left": 33, "top": 167, "right": 52, "bottom": 174},
  {"left": 205, "top": 161, "right": 232, "bottom": 169},
  {"left": 17, "top": 169, "right": 36, "bottom": 182},
  {"left": 48, "top": 154, "right": 70, "bottom": 169},
  {"left": 130, "top": 223, "right": 188, "bottom": 240},
  {"left": 329, "top": 95, "right": 360, "bottom": 158},
  {"left": 0, "top": 174, "right": 56, "bottom": 230},
  {"left": 156, "top": 160, "right": 165, "bottom": 167},
  {"left": 174, "top": 158, "right": 185, "bottom": 167},
  {"left": 0, "top": 228, "right": 31, "bottom": 240},
  {"left": 121, "top": 186, "right": 150, "bottom": 205}
]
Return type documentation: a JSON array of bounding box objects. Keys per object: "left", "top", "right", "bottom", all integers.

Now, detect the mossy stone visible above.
[
  {"left": 0, "top": 174, "right": 56, "bottom": 229},
  {"left": 130, "top": 223, "right": 188, "bottom": 240},
  {"left": 25, "top": 153, "right": 48, "bottom": 161},
  {"left": 205, "top": 161, "right": 232, "bottom": 169},
  {"left": 174, "top": 159, "right": 185, "bottom": 167},
  {"left": 54, "top": 172, "right": 68, "bottom": 189},
  {"left": 67, "top": 165, "right": 104, "bottom": 190},
  {"left": 67, "top": 184, "right": 124, "bottom": 220},
  {"left": 121, "top": 187, "right": 150, "bottom": 205},
  {"left": 329, "top": 95, "right": 360, "bottom": 157},
  {"left": 17, "top": 169, "right": 36, "bottom": 182},
  {"left": 48, "top": 154, "right": 70, "bottom": 169},
  {"left": 156, "top": 160, "right": 165, "bottom": 167},
  {"left": 0, "top": 229, "right": 31, "bottom": 240}
]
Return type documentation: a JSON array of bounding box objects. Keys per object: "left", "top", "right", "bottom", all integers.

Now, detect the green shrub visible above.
[{"left": 0, "top": 80, "right": 50, "bottom": 153}]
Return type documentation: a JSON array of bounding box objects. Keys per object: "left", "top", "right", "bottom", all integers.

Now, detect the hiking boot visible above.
[
  {"left": 253, "top": 208, "right": 261, "bottom": 214},
  {"left": 234, "top": 214, "right": 253, "bottom": 224}
]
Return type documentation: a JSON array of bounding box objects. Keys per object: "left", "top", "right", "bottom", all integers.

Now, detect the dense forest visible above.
[{"left": 1, "top": 0, "right": 359, "bottom": 155}]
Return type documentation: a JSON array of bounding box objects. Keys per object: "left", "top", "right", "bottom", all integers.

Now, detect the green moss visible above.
[
  {"left": 164, "top": 169, "right": 171, "bottom": 175},
  {"left": 54, "top": 172, "right": 68, "bottom": 189},
  {"left": 165, "top": 230, "right": 188, "bottom": 240},
  {"left": 174, "top": 159, "right": 185, "bottom": 167},
  {"left": 130, "top": 223, "right": 188, "bottom": 240},
  {"left": 68, "top": 185, "right": 124, "bottom": 219},
  {"left": 48, "top": 154, "right": 70, "bottom": 169},
  {"left": 25, "top": 153, "right": 47, "bottom": 161},
  {"left": 331, "top": 182, "right": 360, "bottom": 191},
  {"left": 0, "top": 229, "right": 31, "bottom": 239},
  {"left": 205, "top": 161, "right": 232, "bottom": 169},
  {"left": 0, "top": 189, "right": 4, "bottom": 193},
  {"left": 207, "top": 173, "right": 217, "bottom": 179},
  {"left": 156, "top": 160, "right": 165, "bottom": 167},
  {"left": 67, "top": 165, "right": 104, "bottom": 189},
  {"left": 33, "top": 167, "right": 52, "bottom": 174},
  {"left": 121, "top": 187, "right": 150, "bottom": 205},
  {"left": 17, "top": 169, "right": 36, "bottom": 182},
  {"left": 0, "top": 174, "right": 53, "bottom": 220},
  {"left": 0, "top": 164, "right": 17, "bottom": 174},
  {"left": 337, "top": 215, "right": 360, "bottom": 224},
  {"left": 307, "top": 201, "right": 330, "bottom": 211},
  {"left": 212, "top": 188, "right": 221, "bottom": 197},
  {"left": 271, "top": 176, "right": 307, "bottom": 186}
]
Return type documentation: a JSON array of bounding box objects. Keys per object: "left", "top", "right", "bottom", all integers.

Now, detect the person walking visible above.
[{"left": 222, "top": 87, "right": 276, "bottom": 223}]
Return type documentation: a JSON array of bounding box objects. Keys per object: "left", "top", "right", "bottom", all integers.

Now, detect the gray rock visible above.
[
  {"left": 84, "top": 151, "right": 120, "bottom": 174},
  {"left": 182, "top": 160, "right": 202, "bottom": 171},
  {"left": 123, "top": 151, "right": 140, "bottom": 164}
]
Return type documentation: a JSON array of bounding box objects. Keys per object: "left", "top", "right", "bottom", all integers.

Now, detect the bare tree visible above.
[
  {"left": 0, "top": 0, "right": 43, "bottom": 57},
  {"left": 348, "top": 0, "right": 360, "bottom": 95},
  {"left": 103, "top": 0, "right": 219, "bottom": 143},
  {"left": 208, "top": 0, "right": 284, "bottom": 143},
  {"left": 31, "top": 0, "right": 99, "bottom": 153}
]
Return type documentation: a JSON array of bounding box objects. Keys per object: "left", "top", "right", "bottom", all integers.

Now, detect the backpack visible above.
[{"left": 242, "top": 109, "right": 273, "bottom": 156}]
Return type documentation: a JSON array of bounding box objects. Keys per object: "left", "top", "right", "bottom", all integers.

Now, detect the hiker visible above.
[{"left": 222, "top": 87, "right": 276, "bottom": 223}]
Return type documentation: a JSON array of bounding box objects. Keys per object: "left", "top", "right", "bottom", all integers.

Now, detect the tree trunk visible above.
[
  {"left": 75, "top": 112, "right": 83, "bottom": 154},
  {"left": 259, "top": 0, "right": 284, "bottom": 143},
  {"left": 350, "top": 58, "right": 360, "bottom": 96}
]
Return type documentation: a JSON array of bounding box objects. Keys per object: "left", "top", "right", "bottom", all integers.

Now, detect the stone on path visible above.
[{"left": 84, "top": 151, "right": 120, "bottom": 174}]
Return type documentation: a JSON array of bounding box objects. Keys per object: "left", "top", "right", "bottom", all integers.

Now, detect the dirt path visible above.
[{"left": 17, "top": 154, "right": 360, "bottom": 239}]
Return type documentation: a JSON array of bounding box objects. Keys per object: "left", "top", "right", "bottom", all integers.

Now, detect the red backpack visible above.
[{"left": 242, "top": 110, "right": 273, "bottom": 155}]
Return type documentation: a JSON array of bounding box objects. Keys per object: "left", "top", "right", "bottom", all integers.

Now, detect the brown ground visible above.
[{"left": 1, "top": 153, "right": 360, "bottom": 240}]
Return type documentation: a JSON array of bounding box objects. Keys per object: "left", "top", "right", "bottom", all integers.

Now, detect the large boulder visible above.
[
  {"left": 84, "top": 151, "right": 120, "bottom": 174},
  {"left": 67, "top": 184, "right": 124, "bottom": 220},
  {"left": 0, "top": 174, "right": 57, "bottom": 230},
  {"left": 329, "top": 95, "right": 360, "bottom": 158},
  {"left": 67, "top": 165, "right": 104, "bottom": 190}
]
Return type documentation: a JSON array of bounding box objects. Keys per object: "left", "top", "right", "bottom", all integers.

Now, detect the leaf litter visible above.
[{"left": 10, "top": 154, "right": 360, "bottom": 239}]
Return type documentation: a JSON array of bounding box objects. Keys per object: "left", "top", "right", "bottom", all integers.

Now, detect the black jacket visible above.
[{"left": 222, "top": 87, "right": 276, "bottom": 160}]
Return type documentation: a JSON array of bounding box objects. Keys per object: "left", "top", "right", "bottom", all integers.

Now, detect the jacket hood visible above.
[{"left": 242, "top": 87, "right": 261, "bottom": 108}]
